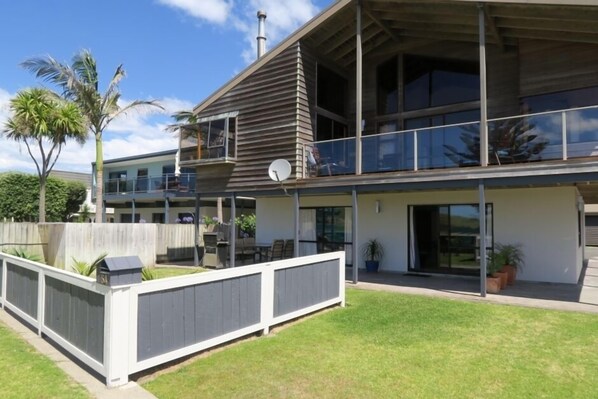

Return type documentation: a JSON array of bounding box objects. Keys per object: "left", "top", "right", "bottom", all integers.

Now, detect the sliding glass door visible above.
[
  {"left": 299, "top": 207, "right": 353, "bottom": 266},
  {"left": 409, "top": 204, "right": 492, "bottom": 275}
]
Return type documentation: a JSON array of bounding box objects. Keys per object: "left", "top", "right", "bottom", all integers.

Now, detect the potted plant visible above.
[
  {"left": 495, "top": 243, "right": 524, "bottom": 285},
  {"left": 362, "top": 239, "right": 384, "bottom": 273},
  {"left": 486, "top": 253, "right": 503, "bottom": 294}
]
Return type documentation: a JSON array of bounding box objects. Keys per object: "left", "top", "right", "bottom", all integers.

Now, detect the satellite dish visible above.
[{"left": 268, "top": 159, "right": 292, "bottom": 182}]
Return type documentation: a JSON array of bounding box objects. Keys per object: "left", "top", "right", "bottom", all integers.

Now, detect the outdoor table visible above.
[{"left": 254, "top": 243, "right": 271, "bottom": 263}]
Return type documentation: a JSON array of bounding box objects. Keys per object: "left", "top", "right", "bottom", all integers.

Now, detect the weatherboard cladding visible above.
[
  {"left": 194, "top": 44, "right": 302, "bottom": 194},
  {"left": 44, "top": 277, "right": 105, "bottom": 363},
  {"left": 6, "top": 262, "right": 38, "bottom": 319},
  {"left": 136, "top": 274, "right": 261, "bottom": 361},
  {"left": 274, "top": 260, "right": 340, "bottom": 317}
]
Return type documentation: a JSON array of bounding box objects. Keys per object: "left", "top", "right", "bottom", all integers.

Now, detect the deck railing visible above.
[
  {"left": 104, "top": 173, "right": 196, "bottom": 195},
  {"left": 303, "top": 105, "right": 598, "bottom": 177}
]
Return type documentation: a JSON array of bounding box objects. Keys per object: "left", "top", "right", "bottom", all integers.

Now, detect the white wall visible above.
[{"left": 257, "top": 186, "right": 583, "bottom": 284}]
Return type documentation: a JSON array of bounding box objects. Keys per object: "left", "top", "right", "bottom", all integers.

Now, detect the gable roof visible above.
[{"left": 193, "top": 0, "right": 598, "bottom": 114}]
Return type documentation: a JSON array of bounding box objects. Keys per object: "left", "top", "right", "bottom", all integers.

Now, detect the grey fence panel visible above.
[
  {"left": 274, "top": 260, "right": 339, "bottom": 318},
  {"left": 137, "top": 274, "right": 261, "bottom": 361},
  {"left": 6, "top": 263, "right": 38, "bottom": 319},
  {"left": 44, "top": 276, "right": 105, "bottom": 363}
]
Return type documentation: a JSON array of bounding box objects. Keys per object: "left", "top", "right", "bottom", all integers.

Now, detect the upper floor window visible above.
[
  {"left": 180, "top": 114, "right": 237, "bottom": 162},
  {"left": 377, "top": 57, "right": 398, "bottom": 115},
  {"left": 404, "top": 55, "right": 479, "bottom": 111},
  {"left": 521, "top": 86, "right": 598, "bottom": 113},
  {"left": 317, "top": 64, "right": 347, "bottom": 116}
]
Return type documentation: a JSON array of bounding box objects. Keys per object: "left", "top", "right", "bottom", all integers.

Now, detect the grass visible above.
[
  {"left": 152, "top": 266, "right": 206, "bottom": 279},
  {"left": 0, "top": 323, "right": 89, "bottom": 399},
  {"left": 143, "top": 289, "right": 598, "bottom": 399}
]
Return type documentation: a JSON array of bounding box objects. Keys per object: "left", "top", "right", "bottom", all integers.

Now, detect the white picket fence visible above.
[{"left": 0, "top": 251, "right": 345, "bottom": 387}]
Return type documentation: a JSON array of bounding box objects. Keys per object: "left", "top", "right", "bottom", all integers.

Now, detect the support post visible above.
[
  {"left": 131, "top": 199, "right": 136, "bottom": 223},
  {"left": 103, "top": 287, "right": 132, "bottom": 387},
  {"left": 194, "top": 194, "right": 201, "bottom": 266},
  {"left": 479, "top": 180, "right": 487, "bottom": 297},
  {"left": 352, "top": 187, "right": 359, "bottom": 284},
  {"left": 562, "top": 111, "right": 568, "bottom": 160},
  {"left": 102, "top": 200, "right": 106, "bottom": 223},
  {"left": 36, "top": 270, "right": 45, "bottom": 336},
  {"left": 229, "top": 193, "right": 236, "bottom": 268},
  {"left": 164, "top": 197, "right": 170, "bottom": 224},
  {"left": 1, "top": 257, "right": 6, "bottom": 308},
  {"left": 355, "top": 1, "right": 363, "bottom": 175},
  {"left": 478, "top": 3, "right": 488, "bottom": 167},
  {"left": 294, "top": 190, "right": 300, "bottom": 257}
]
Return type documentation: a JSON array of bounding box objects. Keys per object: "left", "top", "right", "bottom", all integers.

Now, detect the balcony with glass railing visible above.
[
  {"left": 179, "top": 116, "right": 236, "bottom": 165},
  {"left": 303, "top": 105, "right": 598, "bottom": 178},
  {"left": 104, "top": 173, "right": 196, "bottom": 195}
]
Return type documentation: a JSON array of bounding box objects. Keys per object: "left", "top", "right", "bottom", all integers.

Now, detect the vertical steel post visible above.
[
  {"left": 294, "top": 191, "right": 300, "bottom": 258},
  {"left": 131, "top": 199, "right": 136, "bottom": 223},
  {"left": 230, "top": 194, "right": 236, "bottom": 268},
  {"left": 355, "top": 1, "right": 363, "bottom": 175},
  {"left": 562, "top": 111, "right": 568, "bottom": 160},
  {"left": 352, "top": 187, "right": 359, "bottom": 284},
  {"left": 478, "top": 4, "right": 489, "bottom": 167},
  {"left": 479, "top": 180, "right": 487, "bottom": 297},
  {"left": 164, "top": 198, "right": 170, "bottom": 224},
  {"left": 194, "top": 194, "right": 200, "bottom": 266}
]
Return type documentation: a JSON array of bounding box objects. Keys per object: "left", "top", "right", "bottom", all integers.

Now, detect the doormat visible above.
[{"left": 403, "top": 273, "right": 431, "bottom": 277}]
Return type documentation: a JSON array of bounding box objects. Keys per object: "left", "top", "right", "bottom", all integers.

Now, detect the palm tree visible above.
[
  {"left": 22, "top": 50, "right": 163, "bottom": 223},
  {"left": 3, "top": 88, "right": 86, "bottom": 222}
]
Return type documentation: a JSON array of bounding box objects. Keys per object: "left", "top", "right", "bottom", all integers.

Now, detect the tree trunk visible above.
[
  {"left": 39, "top": 176, "right": 46, "bottom": 223},
  {"left": 94, "top": 135, "right": 104, "bottom": 223}
]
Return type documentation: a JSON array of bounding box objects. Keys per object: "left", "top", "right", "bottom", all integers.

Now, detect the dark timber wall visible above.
[
  {"left": 274, "top": 260, "right": 340, "bottom": 317},
  {"left": 44, "top": 277, "right": 105, "bottom": 363},
  {"left": 6, "top": 263, "right": 38, "bottom": 319},
  {"left": 195, "top": 44, "right": 302, "bottom": 194},
  {"left": 137, "top": 274, "right": 262, "bottom": 361}
]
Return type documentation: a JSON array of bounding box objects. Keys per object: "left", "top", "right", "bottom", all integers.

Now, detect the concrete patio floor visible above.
[{"left": 347, "top": 247, "right": 598, "bottom": 314}]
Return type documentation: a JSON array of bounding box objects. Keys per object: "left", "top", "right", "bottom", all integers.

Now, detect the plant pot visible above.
[
  {"left": 365, "top": 260, "right": 379, "bottom": 273},
  {"left": 492, "top": 271, "right": 508, "bottom": 289},
  {"left": 501, "top": 264, "right": 517, "bottom": 285},
  {"left": 486, "top": 276, "right": 501, "bottom": 294}
]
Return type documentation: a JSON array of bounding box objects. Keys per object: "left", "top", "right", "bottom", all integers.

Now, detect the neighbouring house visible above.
[
  {"left": 92, "top": 149, "right": 254, "bottom": 224},
  {"left": 180, "top": 0, "right": 598, "bottom": 290},
  {"left": 50, "top": 170, "right": 114, "bottom": 222}
]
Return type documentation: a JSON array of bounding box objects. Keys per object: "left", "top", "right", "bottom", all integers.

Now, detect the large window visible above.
[
  {"left": 409, "top": 204, "right": 493, "bottom": 275},
  {"left": 180, "top": 114, "right": 237, "bottom": 161},
  {"left": 377, "top": 57, "right": 398, "bottom": 115},
  {"left": 521, "top": 86, "right": 598, "bottom": 114},
  {"left": 404, "top": 55, "right": 479, "bottom": 111},
  {"left": 316, "top": 114, "right": 348, "bottom": 141},
  {"left": 299, "top": 207, "right": 352, "bottom": 266},
  {"left": 317, "top": 65, "right": 347, "bottom": 116}
]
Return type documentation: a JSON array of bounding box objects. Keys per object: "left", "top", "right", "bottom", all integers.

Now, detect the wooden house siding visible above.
[
  {"left": 194, "top": 44, "right": 302, "bottom": 194},
  {"left": 519, "top": 39, "right": 598, "bottom": 97}
]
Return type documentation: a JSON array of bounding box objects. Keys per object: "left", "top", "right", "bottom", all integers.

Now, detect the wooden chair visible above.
[
  {"left": 283, "top": 239, "right": 294, "bottom": 259},
  {"left": 268, "top": 239, "right": 285, "bottom": 261}
]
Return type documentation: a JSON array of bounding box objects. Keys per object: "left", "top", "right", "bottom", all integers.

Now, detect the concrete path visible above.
[
  {"left": 349, "top": 254, "right": 598, "bottom": 314},
  {"left": 0, "top": 310, "right": 157, "bottom": 399}
]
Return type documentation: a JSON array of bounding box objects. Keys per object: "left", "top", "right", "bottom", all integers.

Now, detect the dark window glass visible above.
[
  {"left": 521, "top": 86, "right": 598, "bottom": 114},
  {"left": 152, "top": 213, "right": 165, "bottom": 223},
  {"left": 317, "top": 65, "right": 347, "bottom": 116},
  {"left": 120, "top": 213, "right": 140, "bottom": 223},
  {"left": 404, "top": 55, "right": 479, "bottom": 111},
  {"left": 404, "top": 109, "right": 480, "bottom": 130},
  {"left": 316, "top": 114, "right": 347, "bottom": 141},
  {"left": 162, "top": 165, "right": 175, "bottom": 174},
  {"left": 377, "top": 57, "right": 398, "bottom": 115}
]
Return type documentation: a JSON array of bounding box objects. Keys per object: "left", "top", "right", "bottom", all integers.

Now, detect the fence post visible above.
[
  {"left": 37, "top": 269, "right": 45, "bottom": 336},
  {"left": 0, "top": 256, "right": 5, "bottom": 309},
  {"left": 260, "top": 266, "right": 275, "bottom": 335},
  {"left": 103, "top": 286, "right": 133, "bottom": 387},
  {"left": 339, "top": 252, "right": 346, "bottom": 307}
]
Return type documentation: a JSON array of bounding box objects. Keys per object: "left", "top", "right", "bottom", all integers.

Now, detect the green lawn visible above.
[
  {"left": 152, "top": 266, "right": 207, "bottom": 279},
  {"left": 0, "top": 323, "right": 89, "bottom": 399},
  {"left": 143, "top": 289, "right": 598, "bottom": 399}
]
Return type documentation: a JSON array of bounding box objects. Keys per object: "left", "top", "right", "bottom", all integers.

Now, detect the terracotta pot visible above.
[
  {"left": 492, "top": 271, "right": 508, "bottom": 289},
  {"left": 486, "top": 276, "right": 501, "bottom": 294},
  {"left": 501, "top": 264, "right": 517, "bottom": 285}
]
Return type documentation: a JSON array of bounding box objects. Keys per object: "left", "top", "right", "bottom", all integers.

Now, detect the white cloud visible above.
[
  {"left": 156, "top": 0, "right": 233, "bottom": 24},
  {"left": 157, "top": 0, "right": 321, "bottom": 63},
  {"left": 0, "top": 89, "right": 192, "bottom": 174}
]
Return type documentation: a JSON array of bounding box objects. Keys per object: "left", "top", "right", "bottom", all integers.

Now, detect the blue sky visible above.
[{"left": 0, "top": 0, "right": 331, "bottom": 174}]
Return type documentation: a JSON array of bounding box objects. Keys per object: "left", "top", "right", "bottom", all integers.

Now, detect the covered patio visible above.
[{"left": 350, "top": 247, "right": 598, "bottom": 313}]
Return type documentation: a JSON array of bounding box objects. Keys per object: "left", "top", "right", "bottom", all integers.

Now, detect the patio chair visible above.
[
  {"left": 306, "top": 148, "right": 332, "bottom": 177},
  {"left": 283, "top": 239, "right": 294, "bottom": 259},
  {"left": 268, "top": 239, "right": 285, "bottom": 261}
]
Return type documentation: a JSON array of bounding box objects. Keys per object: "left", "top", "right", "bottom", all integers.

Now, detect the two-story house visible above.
[{"left": 180, "top": 0, "right": 598, "bottom": 292}]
